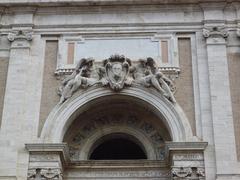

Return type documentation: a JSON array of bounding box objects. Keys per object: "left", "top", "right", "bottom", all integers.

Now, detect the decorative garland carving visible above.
[
  {"left": 58, "top": 55, "right": 176, "bottom": 104},
  {"left": 172, "top": 167, "right": 192, "bottom": 178},
  {"left": 172, "top": 167, "right": 205, "bottom": 179},
  {"left": 28, "top": 168, "right": 62, "bottom": 180},
  {"left": 203, "top": 26, "right": 228, "bottom": 39},
  {"left": 7, "top": 30, "right": 33, "bottom": 42}
]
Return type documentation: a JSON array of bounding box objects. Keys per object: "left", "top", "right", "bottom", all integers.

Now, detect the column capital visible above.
[
  {"left": 7, "top": 30, "right": 33, "bottom": 42},
  {"left": 7, "top": 29, "right": 33, "bottom": 49},
  {"left": 203, "top": 26, "right": 228, "bottom": 45},
  {"left": 203, "top": 26, "right": 228, "bottom": 39}
]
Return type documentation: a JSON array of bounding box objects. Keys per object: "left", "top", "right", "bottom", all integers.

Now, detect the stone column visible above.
[
  {"left": 167, "top": 142, "right": 207, "bottom": 180},
  {"left": 25, "top": 144, "right": 69, "bottom": 180}
]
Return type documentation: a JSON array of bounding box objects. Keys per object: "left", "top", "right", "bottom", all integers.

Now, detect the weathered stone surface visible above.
[
  {"left": 0, "top": 1, "right": 240, "bottom": 180},
  {"left": 228, "top": 52, "right": 240, "bottom": 161},
  {"left": 0, "top": 58, "right": 9, "bottom": 127},
  {"left": 38, "top": 41, "right": 60, "bottom": 136},
  {"left": 58, "top": 55, "right": 176, "bottom": 104},
  {"left": 175, "top": 38, "right": 196, "bottom": 135}
]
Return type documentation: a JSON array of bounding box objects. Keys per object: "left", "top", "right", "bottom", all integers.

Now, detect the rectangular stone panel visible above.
[
  {"left": 228, "top": 52, "right": 240, "bottom": 161},
  {"left": 38, "top": 41, "right": 60, "bottom": 136},
  {"left": 67, "top": 42, "right": 75, "bottom": 64},
  {"left": 175, "top": 38, "right": 196, "bottom": 135},
  {"left": 0, "top": 58, "right": 9, "bottom": 128},
  {"left": 161, "top": 41, "right": 169, "bottom": 63},
  {"left": 75, "top": 38, "right": 160, "bottom": 61}
]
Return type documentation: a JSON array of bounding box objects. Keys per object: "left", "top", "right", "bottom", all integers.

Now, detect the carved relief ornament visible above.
[
  {"left": 203, "top": 26, "right": 228, "bottom": 39},
  {"left": 172, "top": 167, "right": 192, "bottom": 178},
  {"left": 28, "top": 168, "right": 62, "bottom": 180},
  {"left": 103, "top": 55, "right": 132, "bottom": 91},
  {"left": 172, "top": 167, "right": 205, "bottom": 179},
  {"left": 58, "top": 55, "right": 176, "bottom": 104},
  {"left": 7, "top": 30, "right": 33, "bottom": 42}
]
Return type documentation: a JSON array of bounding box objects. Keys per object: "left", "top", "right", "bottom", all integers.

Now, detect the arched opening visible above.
[
  {"left": 89, "top": 133, "right": 147, "bottom": 160},
  {"left": 63, "top": 95, "right": 171, "bottom": 161},
  {"left": 41, "top": 87, "right": 194, "bottom": 143}
]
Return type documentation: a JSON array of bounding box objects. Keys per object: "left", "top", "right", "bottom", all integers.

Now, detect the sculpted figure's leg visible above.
[
  {"left": 160, "top": 79, "right": 176, "bottom": 103},
  {"left": 60, "top": 79, "right": 75, "bottom": 103},
  {"left": 69, "top": 76, "right": 82, "bottom": 95},
  {"left": 150, "top": 76, "right": 166, "bottom": 95}
]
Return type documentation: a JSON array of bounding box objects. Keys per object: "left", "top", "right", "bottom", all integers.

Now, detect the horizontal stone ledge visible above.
[
  {"left": 25, "top": 143, "right": 70, "bottom": 164},
  {"left": 0, "top": 0, "right": 231, "bottom": 7},
  {"left": 69, "top": 160, "right": 169, "bottom": 169},
  {"left": 166, "top": 141, "right": 208, "bottom": 151}
]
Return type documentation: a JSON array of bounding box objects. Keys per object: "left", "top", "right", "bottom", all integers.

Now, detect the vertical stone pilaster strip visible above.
[
  {"left": 0, "top": 29, "right": 33, "bottom": 178},
  {"left": 203, "top": 26, "right": 239, "bottom": 175},
  {"left": 232, "top": 2, "right": 240, "bottom": 161},
  {"left": 201, "top": 2, "right": 240, "bottom": 177},
  {"left": 1, "top": 30, "right": 33, "bottom": 134}
]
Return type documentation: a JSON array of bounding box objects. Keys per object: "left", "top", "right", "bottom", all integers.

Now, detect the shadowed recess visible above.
[{"left": 89, "top": 137, "right": 147, "bottom": 160}]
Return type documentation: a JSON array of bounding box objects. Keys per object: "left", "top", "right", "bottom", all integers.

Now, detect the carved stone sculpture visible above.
[
  {"left": 58, "top": 58, "right": 100, "bottom": 103},
  {"left": 132, "top": 57, "right": 176, "bottom": 103},
  {"left": 58, "top": 55, "right": 176, "bottom": 104},
  {"left": 102, "top": 55, "right": 133, "bottom": 91}
]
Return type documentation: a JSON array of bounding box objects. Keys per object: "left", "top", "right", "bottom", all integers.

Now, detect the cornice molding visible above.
[
  {"left": 165, "top": 141, "right": 208, "bottom": 151},
  {"left": 199, "top": 2, "right": 227, "bottom": 10}
]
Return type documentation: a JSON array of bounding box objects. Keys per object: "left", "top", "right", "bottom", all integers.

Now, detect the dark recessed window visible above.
[{"left": 89, "top": 138, "right": 147, "bottom": 160}]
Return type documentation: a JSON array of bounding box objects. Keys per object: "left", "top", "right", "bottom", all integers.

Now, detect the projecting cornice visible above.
[{"left": 0, "top": 0, "right": 235, "bottom": 7}]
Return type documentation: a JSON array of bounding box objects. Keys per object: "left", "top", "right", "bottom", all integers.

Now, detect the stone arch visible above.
[
  {"left": 40, "top": 86, "right": 195, "bottom": 143},
  {"left": 79, "top": 126, "right": 156, "bottom": 160}
]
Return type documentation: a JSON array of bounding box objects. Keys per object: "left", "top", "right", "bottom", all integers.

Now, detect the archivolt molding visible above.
[
  {"left": 78, "top": 126, "right": 157, "bottom": 160},
  {"left": 40, "top": 86, "right": 195, "bottom": 143}
]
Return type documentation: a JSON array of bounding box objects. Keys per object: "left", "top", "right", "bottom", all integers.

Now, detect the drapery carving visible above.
[{"left": 58, "top": 55, "right": 176, "bottom": 103}]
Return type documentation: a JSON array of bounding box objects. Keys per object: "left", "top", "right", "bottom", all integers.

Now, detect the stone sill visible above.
[
  {"left": 69, "top": 160, "right": 169, "bottom": 169},
  {"left": 0, "top": 0, "right": 230, "bottom": 7}
]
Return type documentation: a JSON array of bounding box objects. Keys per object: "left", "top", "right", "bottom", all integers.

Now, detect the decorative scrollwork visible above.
[
  {"left": 203, "top": 26, "right": 228, "bottom": 39},
  {"left": 7, "top": 30, "right": 33, "bottom": 42}
]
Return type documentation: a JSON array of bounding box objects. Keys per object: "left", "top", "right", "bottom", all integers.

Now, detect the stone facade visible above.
[{"left": 0, "top": 0, "right": 240, "bottom": 179}]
